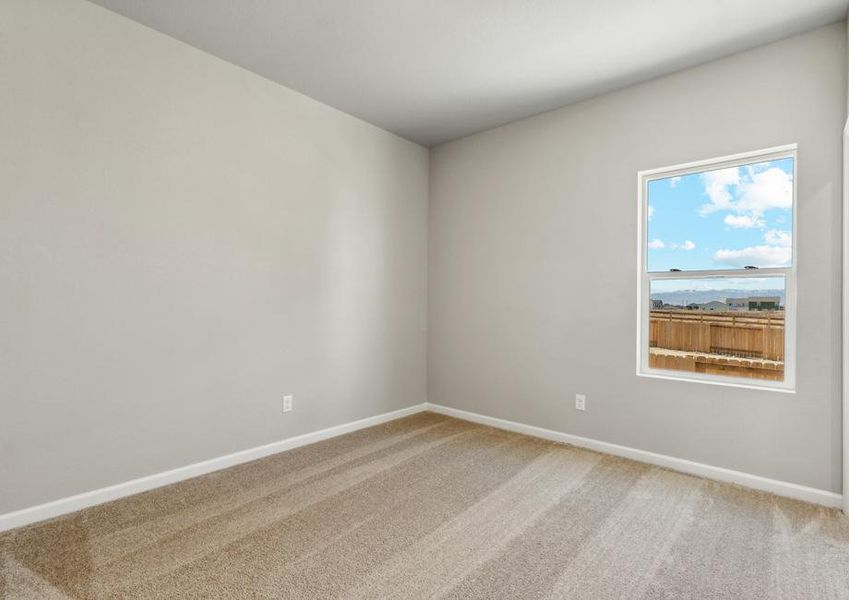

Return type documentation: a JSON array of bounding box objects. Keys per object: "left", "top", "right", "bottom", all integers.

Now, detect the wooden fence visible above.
[{"left": 649, "top": 309, "right": 784, "bottom": 380}]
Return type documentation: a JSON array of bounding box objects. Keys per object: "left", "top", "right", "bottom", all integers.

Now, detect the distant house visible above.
[
  {"left": 650, "top": 299, "right": 664, "bottom": 309},
  {"left": 726, "top": 298, "right": 748, "bottom": 311},
  {"left": 726, "top": 296, "right": 781, "bottom": 311},
  {"left": 695, "top": 300, "right": 729, "bottom": 311}
]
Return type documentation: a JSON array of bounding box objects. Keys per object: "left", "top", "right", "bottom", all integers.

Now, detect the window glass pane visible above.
[
  {"left": 649, "top": 276, "right": 785, "bottom": 382},
  {"left": 646, "top": 157, "right": 793, "bottom": 272}
]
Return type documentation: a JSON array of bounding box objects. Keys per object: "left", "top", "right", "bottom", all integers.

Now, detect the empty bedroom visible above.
[{"left": 2, "top": 0, "right": 849, "bottom": 598}]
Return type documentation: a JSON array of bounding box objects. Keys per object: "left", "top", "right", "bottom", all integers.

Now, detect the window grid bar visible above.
[{"left": 645, "top": 268, "right": 790, "bottom": 280}]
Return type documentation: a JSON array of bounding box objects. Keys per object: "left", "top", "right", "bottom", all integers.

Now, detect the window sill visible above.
[{"left": 636, "top": 370, "right": 796, "bottom": 394}]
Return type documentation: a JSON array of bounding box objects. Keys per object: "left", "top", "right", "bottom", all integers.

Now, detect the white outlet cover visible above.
[
  {"left": 575, "top": 394, "right": 586, "bottom": 411},
  {"left": 283, "top": 395, "right": 293, "bottom": 412}
]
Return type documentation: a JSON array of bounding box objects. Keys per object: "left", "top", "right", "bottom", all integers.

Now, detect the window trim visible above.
[{"left": 636, "top": 144, "right": 797, "bottom": 392}]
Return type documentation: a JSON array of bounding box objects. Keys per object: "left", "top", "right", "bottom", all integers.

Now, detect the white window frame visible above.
[{"left": 636, "top": 144, "right": 797, "bottom": 392}]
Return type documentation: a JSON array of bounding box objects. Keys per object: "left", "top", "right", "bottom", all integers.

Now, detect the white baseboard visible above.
[
  {"left": 0, "top": 403, "right": 428, "bottom": 533},
  {"left": 425, "top": 403, "right": 843, "bottom": 509},
  {"left": 2, "top": 400, "right": 839, "bottom": 533}
]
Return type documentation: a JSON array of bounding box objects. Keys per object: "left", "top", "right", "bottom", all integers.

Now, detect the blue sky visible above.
[{"left": 646, "top": 157, "right": 793, "bottom": 274}]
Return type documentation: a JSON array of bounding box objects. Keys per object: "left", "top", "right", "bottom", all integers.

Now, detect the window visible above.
[{"left": 637, "top": 145, "right": 796, "bottom": 391}]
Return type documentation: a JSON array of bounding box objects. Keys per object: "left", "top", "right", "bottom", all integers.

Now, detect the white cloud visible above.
[
  {"left": 700, "top": 165, "right": 792, "bottom": 221},
  {"left": 713, "top": 245, "right": 791, "bottom": 268},
  {"left": 699, "top": 167, "right": 740, "bottom": 215},
  {"left": 650, "top": 239, "right": 695, "bottom": 250},
  {"left": 724, "top": 214, "right": 764, "bottom": 229},
  {"left": 711, "top": 229, "right": 791, "bottom": 269},
  {"left": 764, "top": 229, "right": 791, "bottom": 247},
  {"left": 669, "top": 176, "right": 682, "bottom": 188},
  {"left": 736, "top": 167, "right": 792, "bottom": 215},
  {"left": 647, "top": 205, "right": 655, "bottom": 220}
]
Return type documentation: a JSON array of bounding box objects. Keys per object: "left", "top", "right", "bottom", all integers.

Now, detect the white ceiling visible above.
[{"left": 89, "top": 0, "right": 848, "bottom": 147}]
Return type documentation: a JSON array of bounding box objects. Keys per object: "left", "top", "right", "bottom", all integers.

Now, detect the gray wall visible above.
[
  {"left": 0, "top": 0, "right": 428, "bottom": 514},
  {"left": 843, "top": 14, "right": 849, "bottom": 510},
  {"left": 429, "top": 23, "right": 846, "bottom": 493}
]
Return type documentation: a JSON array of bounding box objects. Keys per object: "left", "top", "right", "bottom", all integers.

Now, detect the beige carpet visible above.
[{"left": 2, "top": 412, "right": 848, "bottom": 599}]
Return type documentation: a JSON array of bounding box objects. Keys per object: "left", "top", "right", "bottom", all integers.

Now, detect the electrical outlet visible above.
[
  {"left": 282, "top": 395, "right": 293, "bottom": 413},
  {"left": 575, "top": 394, "right": 586, "bottom": 411}
]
